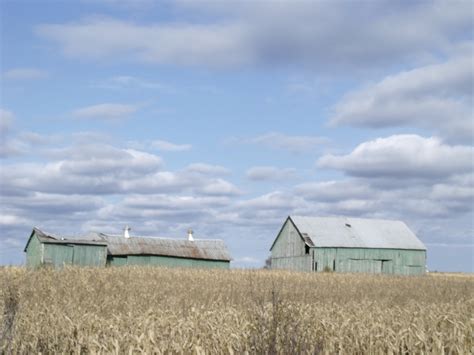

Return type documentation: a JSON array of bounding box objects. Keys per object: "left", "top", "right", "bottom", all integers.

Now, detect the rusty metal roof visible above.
[
  {"left": 24, "top": 228, "right": 108, "bottom": 251},
  {"left": 25, "top": 228, "right": 231, "bottom": 261},
  {"left": 99, "top": 234, "right": 231, "bottom": 261}
]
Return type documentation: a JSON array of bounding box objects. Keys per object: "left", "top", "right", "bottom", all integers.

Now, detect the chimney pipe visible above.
[
  {"left": 187, "top": 228, "right": 194, "bottom": 241},
  {"left": 124, "top": 225, "right": 131, "bottom": 238}
]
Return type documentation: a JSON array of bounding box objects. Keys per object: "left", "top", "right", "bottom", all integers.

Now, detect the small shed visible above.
[
  {"left": 24, "top": 227, "right": 231, "bottom": 269},
  {"left": 270, "top": 216, "right": 426, "bottom": 275}
]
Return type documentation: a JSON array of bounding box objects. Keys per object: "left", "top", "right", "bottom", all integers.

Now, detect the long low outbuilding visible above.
[
  {"left": 270, "top": 216, "right": 427, "bottom": 275},
  {"left": 24, "top": 228, "right": 231, "bottom": 269}
]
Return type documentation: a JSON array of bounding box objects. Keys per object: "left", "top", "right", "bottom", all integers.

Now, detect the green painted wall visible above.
[
  {"left": 72, "top": 245, "right": 107, "bottom": 266},
  {"left": 43, "top": 244, "right": 73, "bottom": 268},
  {"left": 107, "top": 256, "right": 127, "bottom": 266},
  {"left": 27, "top": 240, "right": 107, "bottom": 268},
  {"left": 107, "top": 255, "right": 230, "bottom": 269},
  {"left": 25, "top": 234, "right": 42, "bottom": 268},
  {"left": 270, "top": 221, "right": 426, "bottom": 275},
  {"left": 312, "top": 248, "right": 426, "bottom": 275}
]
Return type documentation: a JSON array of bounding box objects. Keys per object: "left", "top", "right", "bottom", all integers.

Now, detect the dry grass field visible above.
[{"left": 0, "top": 266, "right": 472, "bottom": 354}]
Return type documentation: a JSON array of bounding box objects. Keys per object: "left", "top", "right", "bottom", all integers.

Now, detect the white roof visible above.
[{"left": 290, "top": 216, "right": 426, "bottom": 250}]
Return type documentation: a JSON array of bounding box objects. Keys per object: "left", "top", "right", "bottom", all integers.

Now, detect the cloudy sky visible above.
[{"left": 1, "top": 0, "right": 472, "bottom": 271}]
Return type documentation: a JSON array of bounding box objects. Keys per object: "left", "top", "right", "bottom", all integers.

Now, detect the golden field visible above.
[{"left": 0, "top": 266, "right": 472, "bottom": 354}]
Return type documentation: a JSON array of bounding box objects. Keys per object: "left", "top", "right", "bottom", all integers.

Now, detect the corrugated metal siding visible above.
[
  {"left": 43, "top": 244, "right": 73, "bottom": 268},
  {"left": 72, "top": 245, "right": 107, "bottom": 267},
  {"left": 25, "top": 233, "right": 42, "bottom": 268}
]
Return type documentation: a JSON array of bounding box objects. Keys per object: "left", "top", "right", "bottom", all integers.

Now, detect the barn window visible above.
[{"left": 305, "top": 244, "right": 310, "bottom": 254}]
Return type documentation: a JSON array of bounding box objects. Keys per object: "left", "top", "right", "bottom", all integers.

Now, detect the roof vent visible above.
[
  {"left": 187, "top": 228, "right": 194, "bottom": 241},
  {"left": 345, "top": 223, "right": 351, "bottom": 228},
  {"left": 124, "top": 225, "right": 131, "bottom": 238}
]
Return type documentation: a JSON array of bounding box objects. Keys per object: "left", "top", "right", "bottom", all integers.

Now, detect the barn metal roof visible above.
[
  {"left": 25, "top": 228, "right": 232, "bottom": 261},
  {"left": 23, "top": 228, "right": 108, "bottom": 251},
  {"left": 289, "top": 216, "right": 426, "bottom": 250},
  {"left": 99, "top": 234, "right": 231, "bottom": 260}
]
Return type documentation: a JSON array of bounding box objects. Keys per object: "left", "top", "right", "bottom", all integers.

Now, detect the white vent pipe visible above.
[
  {"left": 187, "top": 228, "right": 194, "bottom": 241},
  {"left": 124, "top": 225, "right": 131, "bottom": 238}
]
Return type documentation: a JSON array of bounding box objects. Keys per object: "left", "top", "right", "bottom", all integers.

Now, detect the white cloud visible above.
[
  {"left": 246, "top": 166, "right": 297, "bottom": 181},
  {"left": 72, "top": 103, "right": 138, "bottom": 119},
  {"left": 0, "top": 214, "right": 31, "bottom": 226},
  {"left": 122, "top": 194, "right": 229, "bottom": 210},
  {"left": 236, "top": 191, "right": 302, "bottom": 211},
  {"left": 36, "top": 1, "right": 472, "bottom": 70},
  {"left": 295, "top": 180, "right": 374, "bottom": 202},
  {"left": 197, "top": 178, "right": 240, "bottom": 196},
  {"left": 330, "top": 55, "right": 473, "bottom": 141},
  {"left": 3, "top": 68, "right": 48, "bottom": 80},
  {"left": 37, "top": 18, "right": 252, "bottom": 67},
  {"left": 151, "top": 139, "right": 192, "bottom": 152},
  {"left": 185, "top": 163, "right": 230, "bottom": 175},
  {"left": 249, "top": 132, "right": 328, "bottom": 153},
  {"left": 318, "top": 135, "right": 473, "bottom": 179},
  {"left": 1, "top": 144, "right": 163, "bottom": 194}
]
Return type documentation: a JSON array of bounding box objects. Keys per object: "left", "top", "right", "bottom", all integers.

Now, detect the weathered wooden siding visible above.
[
  {"left": 43, "top": 244, "right": 73, "bottom": 267},
  {"left": 271, "top": 220, "right": 311, "bottom": 271},
  {"left": 25, "top": 234, "right": 42, "bottom": 268},
  {"left": 107, "top": 255, "right": 230, "bottom": 269},
  {"left": 41, "top": 243, "right": 107, "bottom": 268},
  {"left": 107, "top": 256, "right": 127, "bottom": 266},
  {"left": 312, "top": 248, "right": 426, "bottom": 275},
  {"left": 72, "top": 245, "right": 107, "bottom": 266}
]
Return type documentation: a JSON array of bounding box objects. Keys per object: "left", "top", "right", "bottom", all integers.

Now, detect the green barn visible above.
[
  {"left": 270, "top": 216, "right": 426, "bottom": 275},
  {"left": 24, "top": 228, "right": 231, "bottom": 269}
]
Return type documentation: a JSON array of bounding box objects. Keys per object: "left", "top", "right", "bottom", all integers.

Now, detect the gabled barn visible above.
[
  {"left": 270, "top": 216, "right": 426, "bottom": 275},
  {"left": 24, "top": 227, "right": 231, "bottom": 269}
]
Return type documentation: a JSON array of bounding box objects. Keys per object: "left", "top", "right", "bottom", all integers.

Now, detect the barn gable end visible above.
[{"left": 270, "top": 217, "right": 312, "bottom": 271}]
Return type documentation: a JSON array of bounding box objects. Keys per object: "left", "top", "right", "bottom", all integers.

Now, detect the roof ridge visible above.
[
  {"left": 291, "top": 215, "right": 404, "bottom": 223},
  {"left": 100, "top": 233, "right": 223, "bottom": 241}
]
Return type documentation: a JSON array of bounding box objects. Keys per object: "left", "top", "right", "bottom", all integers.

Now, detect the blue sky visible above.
[{"left": 1, "top": 0, "right": 472, "bottom": 271}]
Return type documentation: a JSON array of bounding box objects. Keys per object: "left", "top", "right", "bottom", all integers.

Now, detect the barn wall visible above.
[
  {"left": 313, "top": 248, "right": 426, "bottom": 275},
  {"left": 107, "top": 256, "right": 127, "bottom": 266},
  {"left": 71, "top": 245, "right": 107, "bottom": 267},
  {"left": 271, "top": 256, "right": 312, "bottom": 271},
  {"left": 108, "top": 255, "right": 230, "bottom": 269},
  {"left": 25, "top": 234, "right": 42, "bottom": 268},
  {"left": 41, "top": 243, "right": 107, "bottom": 268},
  {"left": 43, "top": 244, "right": 73, "bottom": 268},
  {"left": 271, "top": 219, "right": 312, "bottom": 271}
]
